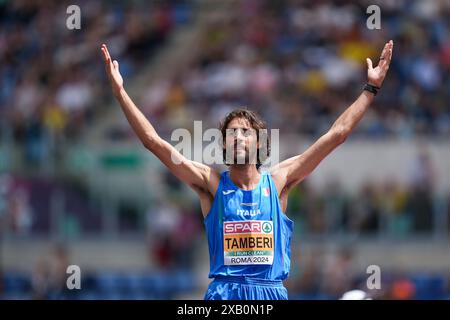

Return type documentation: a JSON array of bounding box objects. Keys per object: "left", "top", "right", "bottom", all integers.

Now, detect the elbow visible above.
[{"left": 331, "top": 126, "right": 349, "bottom": 145}]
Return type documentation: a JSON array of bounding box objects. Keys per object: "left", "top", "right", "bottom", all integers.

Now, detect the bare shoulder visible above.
[
  {"left": 207, "top": 166, "right": 221, "bottom": 194},
  {"left": 269, "top": 154, "right": 305, "bottom": 193},
  {"left": 189, "top": 165, "right": 221, "bottom": 218},
  {"left": 268, "top": 164, "right": 288, "bottom": 197}
]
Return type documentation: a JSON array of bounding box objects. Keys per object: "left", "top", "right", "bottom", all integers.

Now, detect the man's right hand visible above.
[
  {"left": 100, "top": 44, "right": 219, "bottom": 217},
  {"left": 101, "top": 44, "right": 124, "bottom": 96}
]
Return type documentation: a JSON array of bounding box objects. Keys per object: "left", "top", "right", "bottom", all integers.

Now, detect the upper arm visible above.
[
  {"left": 270, "top": 129, "right": 345, "bottom": 193},
  {"left": 146, "top": 137, "right": 220, "bottom": 195}
]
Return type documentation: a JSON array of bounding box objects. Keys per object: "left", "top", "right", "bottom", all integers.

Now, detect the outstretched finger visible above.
[
  {"left": 382, "top": 41, "right": 394, "bottom": 70},
  {"left": 101, "top": 46, "right": 108, "bottom": 64},
  {"left": 378, "top": 42, "right": 389, "bottom": 66},
  {"left": 366, "top": 58, "right": 373, "bottom": 70},
  {"left": 101, "top": 44, "right": 112, "bottom": 64},
  {"left": 380, "top": 40, "right": 394, "bottom": 68}
]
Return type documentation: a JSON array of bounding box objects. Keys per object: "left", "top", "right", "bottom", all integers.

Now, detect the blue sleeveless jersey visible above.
[{"left": 204, "top": 171, "right": 293, "bottom": 280}]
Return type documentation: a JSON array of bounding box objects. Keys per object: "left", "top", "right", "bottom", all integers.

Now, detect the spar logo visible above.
[
  {"left": 262, "top": 222, "right": 272, "bottom": 234},
  {"left": 224, "top": 221, "right": 273, "bottom": 235},
  {"left": 224, "top": 221, "right": 261, "bottom": 234}
]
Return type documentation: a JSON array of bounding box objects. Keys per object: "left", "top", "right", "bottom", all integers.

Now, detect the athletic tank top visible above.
[{"left": 204, "top": 171, "right": 293, "bottom": 280}]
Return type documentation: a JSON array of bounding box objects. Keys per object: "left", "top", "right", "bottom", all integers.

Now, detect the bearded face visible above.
[{"left": 224, "top": 118, "right": 259, "bottom": 166}]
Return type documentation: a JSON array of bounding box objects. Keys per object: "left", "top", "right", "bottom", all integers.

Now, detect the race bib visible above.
[{"left": 223, "top": 220, "right": 274, "bottom": 265}]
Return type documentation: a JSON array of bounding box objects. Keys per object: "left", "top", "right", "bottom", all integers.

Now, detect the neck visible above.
[{"left": 229, "top": 165, "right": 260, "bottom": 190}]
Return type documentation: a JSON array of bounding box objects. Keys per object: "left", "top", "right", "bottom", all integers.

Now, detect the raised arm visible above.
[
  {"left": 271, "top": 40, "right": 394, "bottom": 193},
  {"left": 100, "top": 44, "right": 219, "bottom": 197}
]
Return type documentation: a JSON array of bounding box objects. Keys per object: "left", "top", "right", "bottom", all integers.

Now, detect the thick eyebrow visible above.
[{"left": 226, "top": 126, "right": 253, "bottom": 130}]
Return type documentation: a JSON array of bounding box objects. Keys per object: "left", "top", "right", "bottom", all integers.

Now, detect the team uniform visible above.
[{"left": 204, "top": 171, "right": 293, "bottom": 300}]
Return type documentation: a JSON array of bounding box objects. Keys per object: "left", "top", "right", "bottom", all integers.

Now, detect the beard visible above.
[{"left": 224, "top": 144, "right": 258, "bottom": 165}]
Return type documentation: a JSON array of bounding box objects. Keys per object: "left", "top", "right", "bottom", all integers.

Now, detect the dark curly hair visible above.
[{"left": 219, "top": 108, "right": 270, "bottom": 169}]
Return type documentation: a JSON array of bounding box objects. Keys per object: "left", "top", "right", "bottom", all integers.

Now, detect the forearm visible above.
[
  {"left": 114, "top": 87, "right": 160, "bottom": 149},
  {"left": 331, "top": 40, "right": 393, "bottom": 137},
  {"left": 331, "top": 90, "right": 374, "bottom": 137}
]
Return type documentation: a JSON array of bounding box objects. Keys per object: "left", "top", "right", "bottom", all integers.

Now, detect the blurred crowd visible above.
[
  {"left": 0, "top": 0, "right": 190, "bottom": 168},
  {"left": 137, "top": 0, "right": 450, "bottom": 139},
  {"left": 0, "top": 0, "right": 448, "bottom": 238},
  {"left": 286, "top": 246, "right": 450, "bottom": 300},
  {"left": 286, "top": 145, "right": 446, "bottom": 236},
  {"left": 1, "top": 0, "right": 449, "bottom": 169},
  {"left": 1, "top": 0, "right": 450, "bottom": 300},
  {"left": 1, "top": 242, "right": 450, "bottom": 300}
]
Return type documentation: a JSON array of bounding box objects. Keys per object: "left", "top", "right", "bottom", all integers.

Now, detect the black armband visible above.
[{"left": 363, "top": 83, "right": 381, "bottom": 96}]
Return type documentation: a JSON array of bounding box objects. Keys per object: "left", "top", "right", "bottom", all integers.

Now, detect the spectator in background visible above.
[
  {"left": 31, "top": 244, "right": 71, "bottom": 300},
  {"left": 322, "top": 178, "right": 349, "bottom": 234},
  {"left": 31, "top": 258, "right": 50, "bottom": 300},
  {"left": 380, "top": 179, "right": 410, "bottom": 236},
  {"left": 42, "top": 95, "right": 67, "bottom": 163},
  {"left": 407, "top": 144, "right": 436, "bottom": 233},
  {"left": 47, "top": 244, "right": 71, "bottom": 299},
  {"left": 321, "top": 247, "right": 355, "bottom": 299},
  {"left": 355, "top": 183, "right": 381, "bottom": 234},
  {"left": 7, "top": 188, "right": 33, "bottom": 235},
  {"left": 146, "top": 200, "right": 181, "bottom": 269},
  {"left": 286, "top": 247, "right": 323, "bottom": 299},
  {"left": 389, "top": 274, "right": 416, "bottom": 300},
  {"left": 172, "top": 208, "right": 202, "bottom": 269},
  {"left": 0, "top": 174, "right": 10, "bottom": 225}
]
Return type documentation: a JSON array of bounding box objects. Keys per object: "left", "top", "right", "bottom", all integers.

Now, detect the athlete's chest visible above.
[{"left": 221, "top": 187, "right": 273, "bottom": 221}]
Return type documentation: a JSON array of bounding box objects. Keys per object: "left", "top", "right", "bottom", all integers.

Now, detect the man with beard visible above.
[{"left": 101, "top": 40, "right": 393, "bottom": 300}]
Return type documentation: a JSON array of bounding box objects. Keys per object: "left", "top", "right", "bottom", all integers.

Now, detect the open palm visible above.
[
  {"left": 101, "top": 44, "right": 123, "bottom": 95},
  {"left": 366, "top": 40, "right": 393, "bottom": 88}
]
